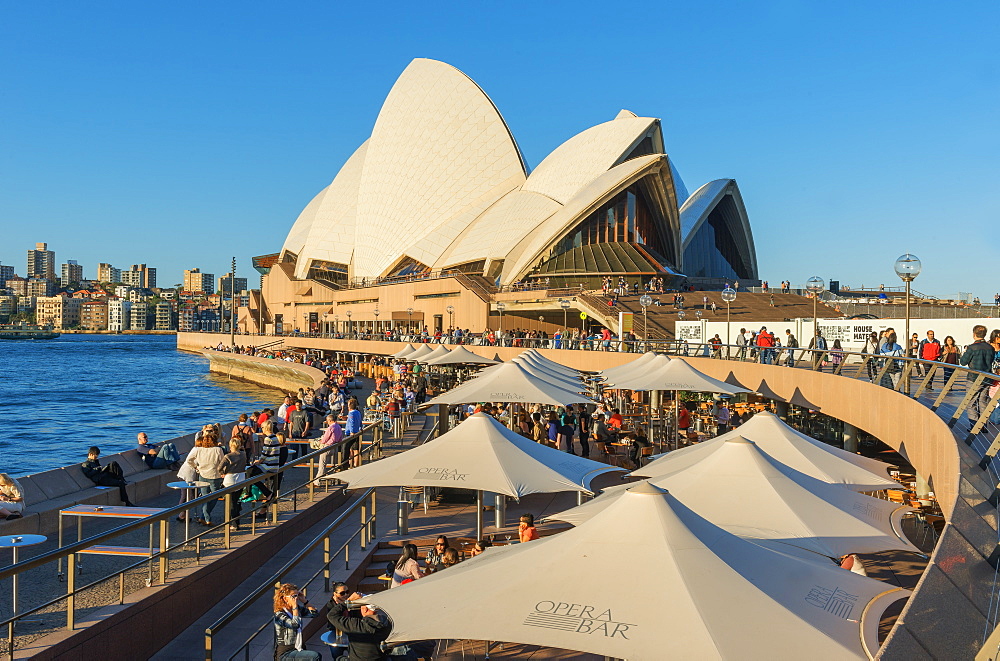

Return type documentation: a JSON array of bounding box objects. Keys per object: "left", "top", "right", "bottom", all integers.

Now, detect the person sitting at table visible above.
[
  {"left": 608, "top": 408, "right": 624, "bottom": 430},
  {"left": 519, "top": 513, "right": 540, "bottom": 543},
  {"left": 628, "top": 427, "right": 652, "bottom": 469},
  {"left": 273, "top": 583, "right": 320, "bottom": 660},
  {"left": 591, "top": 413, "right": 613, "bottom": 454},
  {"left": 134, "top": 432, "right": 181, "bottom": 470},
  {"left": 424, "top": 535, "right": 451, "bottom": 572},
  {"left": 440, "top": 547, "right": 460, "bottom": 569},
  {"left": 0, "top": 473, "right": 25, "bottom": 520},
  {"left": 470, "top": 537, "right": 492, "bottom": 557},
  {"left": 81, "top": 446, "right": 134, "bottom": 507},
  {"left": 391, "top": 543, "right": 424, "bottom": 587}
]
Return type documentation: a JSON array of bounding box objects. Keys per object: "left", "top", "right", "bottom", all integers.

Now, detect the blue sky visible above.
[{"left": 1, "top": 1, "right": 997, "bottom": 298}]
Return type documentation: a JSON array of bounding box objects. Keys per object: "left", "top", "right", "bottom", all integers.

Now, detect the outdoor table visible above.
[
  {"left": 57, "top": 504, "right": 167, "bottom": 578},
  {"left": 321, "top": 630, "right": 349, "bottom": 653},
  {"left": 0, "top": 534, "right": 46, "bottom": 619},
  {"left": 167, "top": 480, "right": 209, "bottom": 545}
]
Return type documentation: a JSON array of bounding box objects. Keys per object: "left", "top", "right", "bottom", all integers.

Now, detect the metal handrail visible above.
[
  {"left": 205, "top": 488, "right": 378, "bottom": 661},
  {"left": 0, "top": 422, "right": 382, "bottom": 659}
]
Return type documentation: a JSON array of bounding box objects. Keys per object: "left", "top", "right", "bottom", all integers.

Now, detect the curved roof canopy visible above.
[
  {"left": 280, "top": 59, "right": 755, "bottom": 286},
  {"left": 680, "top": 178, "right": 758, "bottom": 280}
]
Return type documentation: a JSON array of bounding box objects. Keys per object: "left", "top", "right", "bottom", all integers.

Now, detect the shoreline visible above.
[{"left": 53, "top": 329, "right": 178, "bottom": 335}]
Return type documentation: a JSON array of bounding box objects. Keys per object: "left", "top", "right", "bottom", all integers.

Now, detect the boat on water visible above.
[{"left": 0, "top": 323, "right": 61, "bottom": 340}]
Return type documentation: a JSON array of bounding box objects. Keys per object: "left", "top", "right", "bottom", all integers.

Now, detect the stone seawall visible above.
[{"left": 199, "top": 349, "right": 326, "bottom": 393}]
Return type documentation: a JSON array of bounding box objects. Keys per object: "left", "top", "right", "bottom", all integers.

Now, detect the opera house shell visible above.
[{"left": 278, "top": 58, "right": 758, "bottom": 288}]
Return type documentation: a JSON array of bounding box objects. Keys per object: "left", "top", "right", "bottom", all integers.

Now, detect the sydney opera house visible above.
[{"left": 249, "top": 59, "right": 758, "bottom": 333}]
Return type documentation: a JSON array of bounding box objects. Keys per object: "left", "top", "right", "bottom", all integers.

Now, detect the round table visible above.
[
  {"left": 321, "top": 630, "right": 349, "bottom": 655},
  {"left": 0, "top": 534, "right": 47, "bottom": 617},
  {"left": 167, "top": 481, "right": 208, "bottom": 544}
]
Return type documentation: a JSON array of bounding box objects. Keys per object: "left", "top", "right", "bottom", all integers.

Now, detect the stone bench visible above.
[{"left": 0, "top": 432, "right": 198, "bottom": 537}]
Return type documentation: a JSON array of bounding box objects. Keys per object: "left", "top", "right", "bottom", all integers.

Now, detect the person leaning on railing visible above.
[{"left": 960, "top": 324, "right": 995, "bottom": 433}]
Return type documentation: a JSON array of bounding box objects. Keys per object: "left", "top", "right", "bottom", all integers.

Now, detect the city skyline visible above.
[{"left": 1, "top": 3, "right": 997, "bottom": 298}]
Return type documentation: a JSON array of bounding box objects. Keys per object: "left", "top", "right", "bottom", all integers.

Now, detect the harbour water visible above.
[{"left": 0, "top": 334, "right": 280, "bottom": 477}]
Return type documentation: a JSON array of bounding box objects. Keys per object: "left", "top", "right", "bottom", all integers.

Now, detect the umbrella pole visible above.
[
  {"left": 476, "top": 490, "right": 484, "bottom": 541},
  {"left": 648, "top": 390, "right": 656, "bottom": 455},
  {"left": 674, "top": 391, "right": 679, "bottom": 451}
]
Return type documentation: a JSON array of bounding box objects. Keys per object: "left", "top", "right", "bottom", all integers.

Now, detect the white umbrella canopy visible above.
[
  {"left": 425, "top": 345, "right": 500, "bottom": 366},
  {"left": 405, "top": 344, "right": 436, "bottom": 361},
  {"left": 332, "top": 413, "right": 621, "bottom": 497},
  {"left": 547, "top": 437, "right": 919, "bottom": 558},
  {"left": 509, "top": 358, "right": 589, "bottom": 391},
  {"left": 636, "top": 411, "right": 899, "bottom": 492},
  {"left": 418, "top": 344, "right": 453, "bottom": 363},
  {"left": 603, "top": 356, "right": 751, "bottom": 394},
  {"left": 391, "top": 343, "right": 419, "bottom": 359},
  {"left": 597, "top": 351, "right": 665, "bottom": 384},
  {"left": 368, "top": 482, "right": 908, "bottom": 660},
  {"left": 424, "top": 362, "right": 597, "bottom": 408},
  {"left": 518, "top": 350, "right": 584, "bottom": 377}
]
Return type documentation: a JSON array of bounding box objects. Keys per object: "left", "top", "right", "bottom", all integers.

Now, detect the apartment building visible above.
[
  {"left": 36, "top": 295, "right": 82, "bottom": 329},
  {"left": 108, "top": 298, "right": 132, "bottom": 332},
  {"left": 80, "top": 300, "right": 109, "bottom": 331}
]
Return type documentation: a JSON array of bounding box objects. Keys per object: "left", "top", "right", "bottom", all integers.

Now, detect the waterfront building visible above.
[
  {"left": 27, "top": 242, "right": 56, "bottom": 280},
  {"left": 128, "top": 288, "right": 153, "bottom": 303},
  {"left": 97, "top": 262, "right": 122, "bottom": 283},
  {"left": 121, "top": 264, "right": 156, "bottom": 289},
  {"left": 0, "top": 293, "right": 16, "bottom": 321},
  {"left": 0, "top": 262, "right": 14, "bottom": 288},
  {"left": 36, "top": 294, "right": 82, "bottom": 329},
  {"left": 154, "top": 301, "right": 177, "bottom": 330},
  {"left": 27, "top": 277, "right": 56, "bottom": 298},
  {"left": 251, "top": 58, "right": 758, "bottom": 334},
  {"left": 114, "top": 285, "right": 132, "bottom": 298},
  {"left": 217, "top": 274, "right": 247, "bottom": 298},
  {"left": 130, "top": 301, "right": 150, "bottom": 330},
  {"left": 107, "top": 298, "right": 132, "bottom": 332},
  {"left": 184, "top": 268, "right": 215, "bottom": 294},
  {"left": 159, "top": 289, "right": 177, "bottom": 300},
  {"left": 79, "top": 299, "right": 109, "bottom": 331},
  {"left": 61, "top": 260, "right": 84, "bottom": 286}
]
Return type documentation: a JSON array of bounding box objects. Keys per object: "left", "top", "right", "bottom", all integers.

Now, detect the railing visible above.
[
  {"left": 204, "top": 488, "right": 378, "bottom": 661},
  {"left": 0, "top": 422, "right": 384, "bottom": 660}
]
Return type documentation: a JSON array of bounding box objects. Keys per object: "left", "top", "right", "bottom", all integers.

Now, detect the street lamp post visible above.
[
  {"left": 894, "top": 254, "right": 922, "bottom": 394},
  {"left": 559, "top": 298, "right": 571, "bottom": 332},
  {"left": 373, "top": 307, "right": 380, "bottom": 336},
  {"left": 406, "top": 307, "right": 413, "bottom": 336},
  {"left": 721, "top": 287, "right": 736, "bottom": 358},
  {"left": 805, "top": 276, "right": 825, "bottom": 341},
  {"left": 496, "top": 302, "right": 506, "bottom": 342},
  {"left": 334, "top": 314, "right": 339, "bottom": 337},
  {"left": 639, "top": 294, "right": 652, "bottom": 351},
  {"left": 346, "top": 310, "right": 352, "bottom": 338},
  {"left": 323, "top": 313, "right": 329, "bottom": 337},
  {"left": 446, "top": 304, "right": 454, "bottom": 333}
]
